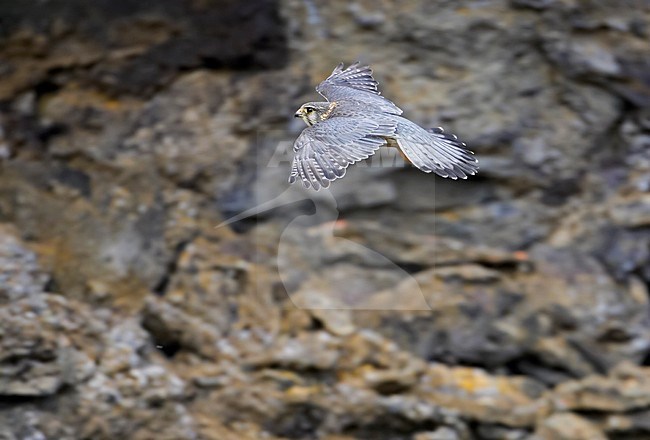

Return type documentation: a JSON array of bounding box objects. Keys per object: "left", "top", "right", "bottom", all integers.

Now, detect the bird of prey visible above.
[{"left": 290, "top": 62, "right": 478, "bottom": 190}]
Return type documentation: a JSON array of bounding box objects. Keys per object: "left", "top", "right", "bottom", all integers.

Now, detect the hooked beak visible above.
[{"left": 294, "top": 111, "right": 301, "bottom": 118}]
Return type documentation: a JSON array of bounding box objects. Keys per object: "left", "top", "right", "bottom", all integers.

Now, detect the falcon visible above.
[{"left": 290, "top": 62, "right": 478, "bottom": 190}]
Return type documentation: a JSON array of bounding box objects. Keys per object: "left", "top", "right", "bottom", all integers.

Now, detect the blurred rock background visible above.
[{"left": 0, "top": 0, "right": 649, "bottom": 439}]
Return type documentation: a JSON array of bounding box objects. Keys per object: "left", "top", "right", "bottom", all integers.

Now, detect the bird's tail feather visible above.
[{"left": 395, "top": 120, "right": 478, "bottom": 179}]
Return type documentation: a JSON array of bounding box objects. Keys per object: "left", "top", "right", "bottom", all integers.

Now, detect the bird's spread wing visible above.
[
  {"left": 316, "top": 62, "right": 403, "bottom": 115},
  {"left": 395, "top": 120, "right": 479, "bottom": 179},
  {"left": 289, "top": 116, "right": 396, "bottom": 190}
]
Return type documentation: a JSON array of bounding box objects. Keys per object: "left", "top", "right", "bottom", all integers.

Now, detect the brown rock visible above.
[
  {"left": 609, "top": 193, "right": 650, "bottom": 228},
  {"left": 550, "top": 362, "right": 650, "bottom": 412},
  {"left": 141, "top": 296, "right": 222, "bottom": 359},
  {"left": 536, "top": 412, "right": 606, "bottom": 440},
  {"left": 419, "top": 363, "right": 545, "bottom": 427}
]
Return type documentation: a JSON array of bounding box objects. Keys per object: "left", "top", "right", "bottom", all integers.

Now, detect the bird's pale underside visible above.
[{"left": 290, "top": 62, "right": 478, "bottom": 190}]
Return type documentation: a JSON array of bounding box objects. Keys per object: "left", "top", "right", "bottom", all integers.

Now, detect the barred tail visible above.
[{"left": 395, "top": 120, "right": 478, "bottom": 179}]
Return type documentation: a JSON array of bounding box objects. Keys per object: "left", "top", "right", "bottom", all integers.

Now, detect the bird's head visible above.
[{"left": 294, "top": 102, "right": 331, "bottom": 126}]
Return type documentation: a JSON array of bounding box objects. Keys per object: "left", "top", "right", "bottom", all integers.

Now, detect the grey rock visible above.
[
  {"left": 0, "top": 0, "right": 649, "bottom": 439},
  {"left": 0, "top": 224, "right": 49, "bottom": 302}
]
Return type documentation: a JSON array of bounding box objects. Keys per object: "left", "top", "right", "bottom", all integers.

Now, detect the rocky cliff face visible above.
[{"left": 0, "top": 0, "right": 649, "bottom": 439}]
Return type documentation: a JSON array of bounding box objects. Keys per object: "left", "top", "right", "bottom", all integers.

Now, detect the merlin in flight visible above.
[{"left": 290, "top": 62, "right": 478, "bottom": 190}]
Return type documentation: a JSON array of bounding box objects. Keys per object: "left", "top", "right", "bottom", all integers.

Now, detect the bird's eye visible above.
[{"left": 305, "top": 107, "right": 313, "bottom": 113}]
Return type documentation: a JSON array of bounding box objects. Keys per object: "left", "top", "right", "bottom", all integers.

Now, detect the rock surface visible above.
[{"left": 1, "top": 0, "right": 650, "bottom": 439}]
